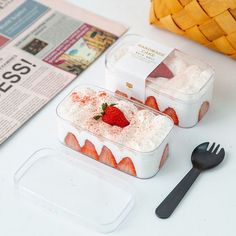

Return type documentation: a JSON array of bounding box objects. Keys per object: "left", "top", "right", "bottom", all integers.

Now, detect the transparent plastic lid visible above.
[
  {"left": 14, "top": 148, "right": 135, "bottom": 233},
  {"left": 105, "top": 34, "right": 215, "bottom": 102}
]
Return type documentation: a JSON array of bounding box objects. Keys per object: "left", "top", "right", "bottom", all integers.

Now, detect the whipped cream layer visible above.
[
  {"left": 146, "top": 50, "right": 214, "bottom": 96},
  {"left": 57, "top": 88, "right": 173, "bottom": 152}
]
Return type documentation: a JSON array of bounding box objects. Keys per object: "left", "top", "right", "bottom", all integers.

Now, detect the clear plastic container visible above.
[
  {"left": 56, "top": 85, "right": 174, "bottom": 179},
  {"left": 14, "top": 148, "right": 135, "bottom": 233},
  {"left": 105, "top": 34, "right": 215, "bottom": 128}
]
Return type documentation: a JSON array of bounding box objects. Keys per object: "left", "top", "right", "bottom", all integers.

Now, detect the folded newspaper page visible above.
[{"left": 0, "top": 0, "right": 128, "bottom": 144}]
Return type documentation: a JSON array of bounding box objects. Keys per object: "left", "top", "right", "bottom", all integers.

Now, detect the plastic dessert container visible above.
[
  {"left": 56, "top": 85, "right": 174, "bottom": 179},
  {"left": 14, "top": 148, "right": 135, "bottom": 233},
  {"left": 105, "top": 34, "right": 215, "bottom": 128}
]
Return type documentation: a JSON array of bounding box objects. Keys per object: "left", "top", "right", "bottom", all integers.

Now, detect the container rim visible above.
[{"left": 56, "top": 84, "right": 174, "bottom": 155}]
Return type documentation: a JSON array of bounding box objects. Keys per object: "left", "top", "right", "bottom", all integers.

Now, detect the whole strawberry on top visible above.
[{"left": 94, "top": 103, "right": 130, "bottom": 128}]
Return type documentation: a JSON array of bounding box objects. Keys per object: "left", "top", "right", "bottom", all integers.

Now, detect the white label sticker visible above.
[{"left": 113, "top": 38, "right": 173, "bottom": 102}]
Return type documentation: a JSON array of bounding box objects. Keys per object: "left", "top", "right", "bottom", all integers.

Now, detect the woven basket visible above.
[{"left": 150, "top": 0, "right": 236, "bottom": 59}]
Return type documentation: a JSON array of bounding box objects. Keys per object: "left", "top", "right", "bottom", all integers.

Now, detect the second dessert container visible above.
[
  {"left": 56, "top": 85, "right": 174, "bottom": 179},
  {"left": 105, "top": 34, "right": 215, "bottom": 128}
]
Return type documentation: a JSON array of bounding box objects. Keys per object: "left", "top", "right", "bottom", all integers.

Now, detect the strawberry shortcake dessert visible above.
[{"left": 57, "top": 86, "right": 173, "bottom": 178}]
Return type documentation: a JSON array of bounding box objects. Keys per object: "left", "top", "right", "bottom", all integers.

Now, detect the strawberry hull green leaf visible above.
[{"left": 93, "top": 115, "right": 102, "bottom": 120}]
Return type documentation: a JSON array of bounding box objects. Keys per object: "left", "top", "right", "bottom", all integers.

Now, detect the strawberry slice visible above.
[
  {"left": 64, "top": 132, "right": 81, "bottom": 152},
  {"left": 163, "top": 107, "right": 179, "bottom": 125},
  {"left": 148, "top": 62, "right": 174, "bottom": 79},
  {"left": 145, "top": 96, "right": 159, "bottom": 111},
  {"left": 159, "top": 144, "right": 169, "bottom": 169},
  {"left": 115, "top": 90, "right": 128, "bottom": 98},
  {"left": 81, "top": 139, "right": 99, "bottom": 160},
  {"left": 198, "top": 101, "right": 209, "bottom": 122},
  {"left": 99, "top": 146, "right": 117, "bottom": 168},
  {"left": 117, "top": 157, "right": 136, "bottom": 176}
]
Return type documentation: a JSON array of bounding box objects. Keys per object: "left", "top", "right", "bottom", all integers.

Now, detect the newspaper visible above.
[{"left": 0, "top": 0, "right": 128, "bottom": 145}]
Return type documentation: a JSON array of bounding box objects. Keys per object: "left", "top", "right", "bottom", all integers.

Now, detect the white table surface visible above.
[{"left": 0, "top": 0, "right": 236, "bottom": 235}]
